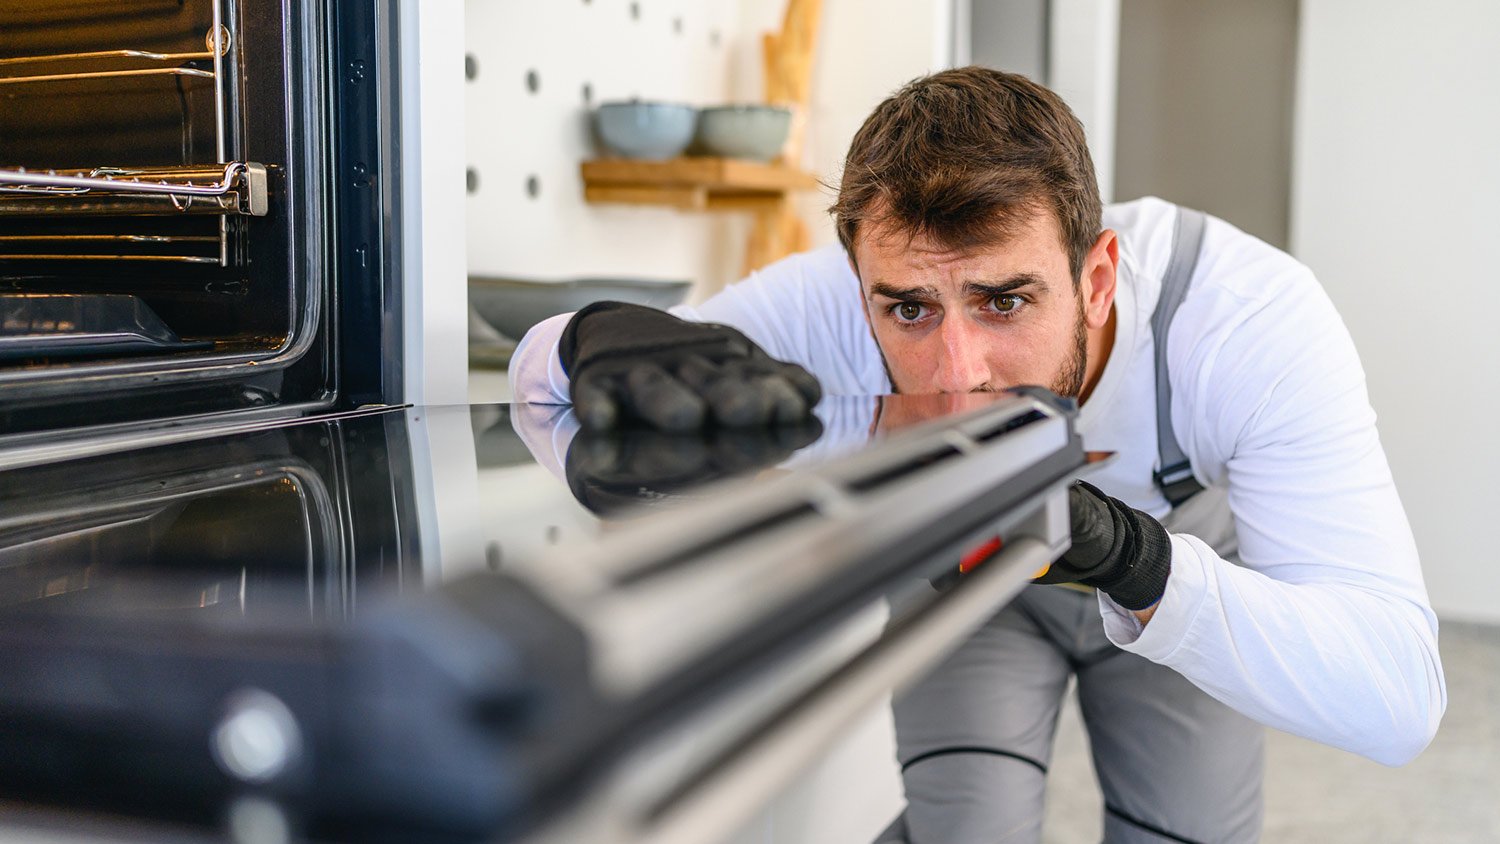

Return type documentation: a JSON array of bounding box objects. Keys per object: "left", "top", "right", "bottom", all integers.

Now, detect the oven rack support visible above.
[
  {"left": 0, "top": 27, "right": 230, "bottom": 87},
  {"left": 0, "top": 9, "right": 241, "bottom": 267},
  {"left": 0, "top": 164, "right": 267, "bottom": 266}
]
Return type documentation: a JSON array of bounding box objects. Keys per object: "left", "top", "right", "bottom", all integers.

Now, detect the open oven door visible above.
[
  {"left": 0, "top": 0, "right": 407, "bottom": 443},
  {"left": 0, "top": 389, "right": 1087, "bottom": 843}
]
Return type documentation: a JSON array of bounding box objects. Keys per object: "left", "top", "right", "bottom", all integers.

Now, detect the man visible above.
[{"left": 511, "top": 68, "right": 1445, "bottom": 842}]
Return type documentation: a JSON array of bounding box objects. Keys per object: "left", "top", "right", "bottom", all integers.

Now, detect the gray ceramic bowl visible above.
[
  {"left": 469, "top": 276, "right": 693, "bottom": 341},
  {"left": 594, "top": 101, "right": 698, "bottom": 160},
  {"left": 695, "top": 105, "right": 793, "bottom": 161}
]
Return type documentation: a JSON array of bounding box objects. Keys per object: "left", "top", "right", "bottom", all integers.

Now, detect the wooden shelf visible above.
[
  {"left": 580, "top": 157, "right": 820, "bottom": 211},
  {"left": 581, "top": 156, "right": 820, "bottom": 281}
]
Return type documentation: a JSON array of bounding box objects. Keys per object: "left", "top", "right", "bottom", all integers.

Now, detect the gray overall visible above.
[{"left": 876, "top": 209, "right": 1265, "bottom": 844}]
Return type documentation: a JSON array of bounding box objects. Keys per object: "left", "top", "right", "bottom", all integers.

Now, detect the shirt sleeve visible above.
[
  {"left": 506, "top": 245, "right": 889, "bottom": 405},
  {"left": 1100, "top": 252, "right": 1446, "bottom": 766}
]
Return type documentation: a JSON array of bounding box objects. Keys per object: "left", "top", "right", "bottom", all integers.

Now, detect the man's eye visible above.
[
  {"left": 894, "top": 302, "right": 927, "bottom": 322},
  {"left": 991, "top": 295, "right": 1021, "bottom": 314}
]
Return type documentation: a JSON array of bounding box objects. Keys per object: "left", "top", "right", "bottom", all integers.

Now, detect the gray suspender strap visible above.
[{"left": 1152, "top": 207, "right": 1208, "bottom": 507}]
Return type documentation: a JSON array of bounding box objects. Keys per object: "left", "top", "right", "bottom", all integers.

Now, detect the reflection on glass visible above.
[{"left": 505, "top": 393, "right": 1021, "bottom": 518}]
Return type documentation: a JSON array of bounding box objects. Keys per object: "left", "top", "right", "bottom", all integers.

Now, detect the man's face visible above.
[{"left": 852, "top": 209, "right": 1116, "bottom": 397}]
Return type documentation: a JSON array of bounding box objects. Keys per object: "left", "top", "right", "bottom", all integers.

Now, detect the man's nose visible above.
[{"left": 932, "top": 316, "right": 990, "bottom": 393}]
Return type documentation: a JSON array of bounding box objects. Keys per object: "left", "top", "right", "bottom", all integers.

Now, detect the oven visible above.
[
  {"left": 0, "top": 0, "right": 407, "bottom": 443},
  {"left": 0, "top": 5, "right": 1090, "bottom": 842},
  {"left": 0, "top": 392, "right": 1087, "bottom": 843}
]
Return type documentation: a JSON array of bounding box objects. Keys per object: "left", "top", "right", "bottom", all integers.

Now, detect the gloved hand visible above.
[
  {"left": 564, "top": 421, "right": 824, "bottom": 516},
  {"left": 559, "top": 302, "right": 822, "bottom": 432},
  {"left": 1034, "top": 481, "right": 1172, "bottom": 610}
]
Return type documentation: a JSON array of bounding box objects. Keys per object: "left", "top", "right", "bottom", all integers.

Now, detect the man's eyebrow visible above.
[
  {"left": 965, "top": 273, "right": 1049, "bottom": 297},
  {"left": 867, "top": 281, "right": 939, "bottom": 300}
]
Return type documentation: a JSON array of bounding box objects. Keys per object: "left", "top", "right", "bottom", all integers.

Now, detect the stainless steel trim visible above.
[
  {"left": 0, "top": 49, "right": 216, "bottom": 66},
  {"left": 0, "top": 404, "right": 410, "bottom": 473},
  {"left": 0, "top": 67, "right": 213, "bottom": 85},
  {"left": 591, "top": 419, "right": 1065, "bottom": 696},
  {"left": 0, "top": 235, "right": 220, "bottom": 243},
  {"left": 0, "top": 254, "right": 220, "bottom": 264},
  {"left": 513, "top": 394, "right": 1073, "bottom": 699},
  {"left": 0, "top": 162, "right": 257, "bottom": 199},
  {"left": 642, "top": 536, "right": 1054, "bottom": 844},
  {"left": 212, "top": 0, "right": 229, "bottom": 265},
  {"left": 0, "top": 231, "right": 222, "bottom": 263},
  {"left": 0, "top": 47, "right": 218, "bottom": 86},
  {"left": 0, "top": 192, "right": 246, "bottom": 216}
]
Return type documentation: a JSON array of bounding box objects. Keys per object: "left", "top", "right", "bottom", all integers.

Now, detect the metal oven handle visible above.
[{"left": 638, "top": 534, "right": 1056, "bottom": 844}]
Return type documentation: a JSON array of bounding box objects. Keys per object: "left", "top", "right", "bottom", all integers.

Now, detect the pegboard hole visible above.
[
  {"left": 525, "top": 68, "right": 540, "bottom": 94},
  {"left": 526, "top": 174, "right": 541, "bottom": 199},
  {"left": 582, "top": 82, "right": 594, "bottom": 105},
  {"left": 464, "top": 53, "right": 478, "bottom": 81},
  {"left": 466, "top": 167, "right": 479, "bottom": 194},
  {"left": 630, "top": 2, "right": 641, "bottom": 21},
  {"left": 673, "top": 16, "right": 683, "bottom": 35},
  {"left": 710, "top": 29, "right": 721, "bottom": 48}
]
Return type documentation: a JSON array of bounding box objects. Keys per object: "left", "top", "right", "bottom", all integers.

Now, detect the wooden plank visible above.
[
  {"left": 581, "top": 157, "right": 819, "bottom": 192},
  {"left": 714, "top": 158, "right": 820, "bottom": 191},
  {"left": 583, "top": 184, "right": 706, "bottom": 210},
  {"left": 582, "top": 157, "right": 724, "bottom": 187},
  {"left": 704, "top": 193, "right": 786, "bottom": 213}
]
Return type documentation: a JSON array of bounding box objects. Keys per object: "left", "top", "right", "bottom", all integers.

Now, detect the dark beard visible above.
[{"left": 1049, "top": 299, "right": 1089, "bottom": 399}]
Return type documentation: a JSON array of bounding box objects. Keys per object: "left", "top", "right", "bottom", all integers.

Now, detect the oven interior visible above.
[{"left": 0, "top": 0, "right": 366, "bottom": 429}]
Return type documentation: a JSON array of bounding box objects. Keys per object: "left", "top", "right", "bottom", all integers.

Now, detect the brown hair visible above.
[{"left": 831, "top": 66, "right": 1102, "bottom": 280}]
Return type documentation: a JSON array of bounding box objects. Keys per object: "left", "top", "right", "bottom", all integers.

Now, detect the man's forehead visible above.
[
  {"left": 854, "top": 207, "right": 1064, "bottom": 267},
  {"left": 853, "top": 214, "right": 1067, "bottom": 291}
]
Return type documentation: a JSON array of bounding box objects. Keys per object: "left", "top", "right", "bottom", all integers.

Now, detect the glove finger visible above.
[
  {"left": 674, "top": 354, "right": 723, "bottom": 392},
  {"left": 706, "top": 428, "right": 784, "bottom": 475},
  {"left": 574, "top": 374, "right": 624, "bottom": 431},
  {"left": 622, "top": 430, "right": 711, "bottom": 483},
  {"left": 703, "top": 364, "right": 773, "bottom": 428},
  {"left": 743, "top": 347, "right": 823, "bottom": 407},
  {"left": 706, "top": 382, "right": 772, "bottom": 428},
  {"left": 771, "top": 414, "right": 824, "bottom": 451},
  {"left": 675, "top": 356, "right": 773, "bottom": 428},
  {"left": 623, "top": 363, "right": 707, "bottom": 432},
  {"left": 571, "top": 431, "right": 624, "bottom": 475},
  {"left": 778, "top": 362, "right": 823, "bottom": 406},
  {"left": 760, "top": 374, "right": 812, "bottom": 424},
  {"left": 1062, "top": 482, "right": 1116, "bottom": 569}
]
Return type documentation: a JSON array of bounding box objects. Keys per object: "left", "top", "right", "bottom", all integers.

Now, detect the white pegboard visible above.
[{"left": 464, "top": 0, "right": 753, "bottom": 291}]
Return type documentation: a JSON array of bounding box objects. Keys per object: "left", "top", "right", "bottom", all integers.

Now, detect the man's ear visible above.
[{"left": 1079, "top": 230, "right": 1119, "bottom": 330}]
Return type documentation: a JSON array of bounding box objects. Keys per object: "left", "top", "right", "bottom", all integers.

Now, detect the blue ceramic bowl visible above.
[
  {"left": 695, "top": 105, "right": 793, "bottom": 161},
  {"left": 594, "top": 101, "right": 698, "bottom": 160}
]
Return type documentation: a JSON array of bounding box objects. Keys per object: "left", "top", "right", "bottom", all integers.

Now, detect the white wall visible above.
[
  {"left": 1114, "top": 0, "right": 1298, "bottom": 249},
  {"left": 736, "top": 0, "right": 958, "bottom": 249},
  {"left": 464, "top": 0, "right": 745, "bottom": 292},
  {"left": 1291, "top": 0, "right": 1500, "bottom": 623},
  {"left": 465, "top": 0, "right": 973, "bottom": 293},
  {"left": 1048, "top": 0, "right": 1119, "bottom": 203}
]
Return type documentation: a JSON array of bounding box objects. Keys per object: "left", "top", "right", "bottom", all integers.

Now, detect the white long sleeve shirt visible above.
[{"left": 509, "top": 196, "right": 1446, "bottom": 766}]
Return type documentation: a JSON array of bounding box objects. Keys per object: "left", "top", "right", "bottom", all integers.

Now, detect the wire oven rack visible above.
[{"left": 0, "top": 3, "right": 266, "bottom": 268}]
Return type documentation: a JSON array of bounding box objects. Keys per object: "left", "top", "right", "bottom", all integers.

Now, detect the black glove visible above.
[
  {"left": 559, "top": 302, "right": 822, "bottom": 432},
  {"left": 1034, "top": 481, "right": 1172, "bottom": 610},
  {"left": 564, "top": 421, "right": 824, "bottom": 516}
]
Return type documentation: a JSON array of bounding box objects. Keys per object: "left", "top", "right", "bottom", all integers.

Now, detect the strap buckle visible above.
[{"left": 1153, "top": 461, "right": 1204, "bottom": 507}]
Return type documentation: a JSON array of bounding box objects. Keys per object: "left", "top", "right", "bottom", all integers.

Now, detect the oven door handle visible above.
[{"left": 639, "top": 532, "right": 1057, "bottom": 844}]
